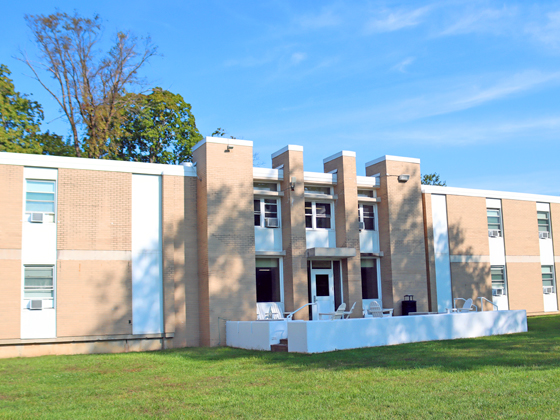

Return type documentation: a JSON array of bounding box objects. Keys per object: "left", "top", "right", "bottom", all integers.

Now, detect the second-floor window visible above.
[
  {"left": 358, "top": 204, "right": 375, "bottom": 230},
  {"left": 487, "top": 208, "right": 502, "bottom": 237},
  {"left": 254, "top": 198, "right": 279, "bottom": 228},
  {"left": 305, "top": 201, "right": 332, "bottom": 229},
  {"left": 538, "top": 211, "right": 550, "bottom": 235}
]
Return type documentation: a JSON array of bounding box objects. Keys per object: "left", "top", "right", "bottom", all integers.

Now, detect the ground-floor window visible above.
[
  {"left": 491, "top": 266, "right": 506, "bottom": 295},
  {"left": 256, "top": 258, "right": 281, "bottom": 302},
  {"left": 361, "top": 259, "right": 379, "bottom": 299},
  {"left": 24, "top": 266, "right": 54, "bottom": 300},
  {"left": 542, "top": 265, "right": 555, "bottom": 293}
]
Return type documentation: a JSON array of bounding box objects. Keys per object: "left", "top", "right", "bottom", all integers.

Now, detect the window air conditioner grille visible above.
[
  {"left": 358, "top": 221, "right": 365, "bottom": 231},
  {"left": 543, "top": 286, "right": 554, "bottom": 294},
  {"left": 492, "top": 288, "right": 504, "bottom": 296},
  {"left": 30, "top": 213, "right": 44, "bottom": 223},
  {"left": 264, "top": 218, "right": 279, "bottom": 228},
  {"left": 539, "top": 232, "right": 550, "bottom": 239},
  {"left": 30, "top": 299, "right": 43, "bottom": 310},
  {"left": 488, "top": 230, "right": 500, "bottom": 238}
]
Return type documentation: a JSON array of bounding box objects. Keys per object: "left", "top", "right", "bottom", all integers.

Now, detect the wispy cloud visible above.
[
  {"left": 438, "top": 7, "right": 516, "bottom": 36},
  {"left": 290, "top": 52, "right": 307, "bottom": 65},
  {"left": 295, "top": 7, "right": 342, "bottom": 30},
  {"left": 526, "top": 10, "right": 560, "bottom": 49},
  {"left": 392, "top": 57, "right": 415, "bottom": 73},
  {"left": 365, "top": 5, "right": 433, "bottom": 33}
]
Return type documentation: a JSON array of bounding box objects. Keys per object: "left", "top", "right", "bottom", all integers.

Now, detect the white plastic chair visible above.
[
  {"left": 453, "top": 298, "right": 477, "bottom": 313},
  {"left": 366, "top": 301, "right": 384, "bottom": 318},
  {"left": 343, "top": 302, "right": 357, "bottom": 319},
  {"left": 257, "top": 302, "right": 287, "bottom": 320}
]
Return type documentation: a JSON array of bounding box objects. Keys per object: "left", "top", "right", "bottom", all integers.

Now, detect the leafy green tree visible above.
[
  {"left": 114, "top": 88, "right": 202, "bottom": 164},
  {"left": 421, "top": 173, "right": 447, "bottom": 186},
  {"left": 21, "top": 12, "right": 157, "bottom": 158},
  {"left": 0, "top": 64, "right": 72, "bottom": 156}
]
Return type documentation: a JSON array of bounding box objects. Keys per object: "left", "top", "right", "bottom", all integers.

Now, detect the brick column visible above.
[
  {"left": 366, "top": 156, "right": 429, "bottom": 315},
  {"left": 193, "top": 137, "right": 256, "bottom": 345},
  {"left": 271, "top": 145, "right": 308, "bottom": 319},
  {"left": 323, "top": 151, "right": 362, "bottom": 317}
]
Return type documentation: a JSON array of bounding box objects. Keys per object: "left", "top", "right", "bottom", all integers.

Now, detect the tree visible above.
[
  {"left": 0, "top": 63, "right": 73, "bottom": 156},
  {"left": 421, "top": 173, "right": 447, "bottom": 186},
  {"left": 114, "top": 88, "right": 202, "bottom": 164},
  {"left": 21, "top": 12, "right": 157, "bottom": 158}
]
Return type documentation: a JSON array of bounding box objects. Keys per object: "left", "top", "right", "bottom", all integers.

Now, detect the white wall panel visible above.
[
  {"left": 431, "top": 194, "right": 452, "bottom": 312},
  {"left": 132, "top": 174, "right": 163, "bottom": 335}
]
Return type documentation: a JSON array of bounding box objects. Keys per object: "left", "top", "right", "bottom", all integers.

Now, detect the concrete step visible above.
[{"left": 270, "top": 343, "right": 288, "bottom": 352}]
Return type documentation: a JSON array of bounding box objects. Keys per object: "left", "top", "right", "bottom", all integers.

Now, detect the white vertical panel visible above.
[
  {"left": 431, "top": 194, "right": 453, "bottom": 312},
  {"left": 132, "top": 174, "right": 163, "bottom": 335}
]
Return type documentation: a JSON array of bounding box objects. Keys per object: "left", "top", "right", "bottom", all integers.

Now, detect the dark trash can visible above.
[{"left": 402, "top": 295, "right": 417, "bottom": 315}]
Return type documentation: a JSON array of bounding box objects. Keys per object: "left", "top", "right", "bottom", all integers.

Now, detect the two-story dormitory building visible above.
[{"left": 0, "top": 137, "right": 558, "bottom": 358}]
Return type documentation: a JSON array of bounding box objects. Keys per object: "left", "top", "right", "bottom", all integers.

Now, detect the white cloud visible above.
[
  {"left": 438, "top": 7, "right": 515, "bottom": 36},
  {"left": 365, "top": 5, "right": 433, "bottom": 33},
  {"left": 291, "top": 52, "right": 307, "bottom": 65},
  {"left": 526, "top": 10, "right": 560, "bottom": 49},
  {"left": 392, "top": 57, "right": 415, "bottom": 73},
  {"left": 295, "top": 7, "right": 341, "bottom": 30}
]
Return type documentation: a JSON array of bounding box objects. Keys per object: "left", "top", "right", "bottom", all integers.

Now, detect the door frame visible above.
[{"left": 310, "top": 267, "right": 334, "bottom": 320}]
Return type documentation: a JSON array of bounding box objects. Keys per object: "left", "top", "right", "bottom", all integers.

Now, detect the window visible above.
[
  {"left": 491, "top": 266, "right": 506, "bottom": 294},
  {"left": 538, "top": 211, "right": 550, "bottom": 233},
  {"left": 256, "top": 258, "right": 281, "bottom": 302},
  {"left": 359, "top": 204, "right": 375, "bottom": 230},
  {"left": 24, "top": 266, "right": 54, "bottom": 300},
  {"left": 254, "top": 198, "right": 279, "bottom": 228},
  {"left": 305, "top": 201, "right": 332, "bottom": 229},
  {"left": 487, "top": 208, "right": 502, "bottom": 236},
  {"left": 304, "top": 185, "right": 331, "bottom": 195},
  {"left": 26, "top": 180, "right": 55, "bottom": 213},
  {"left": 361, "top": 259, "right": 379, "bottom": 299},
  {"left": 357, "top": 189, "right": 374, "bottom": 198},
  {"left": 254, "top": 182, "right": 278, "bottom": 191},
  {"left": 542, "top": 266, "right": 555, "bottom": 293}
]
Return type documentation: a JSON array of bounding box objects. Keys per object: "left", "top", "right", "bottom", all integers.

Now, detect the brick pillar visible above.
[
  {"left": 323, "top": 151, "right": 362, "bottom": 317},
  {"left": 366, "top": 156, "right": 429, "bottom": 315},
  {"left": 193, "top": 137, "right": 256, "bottom": 346},
  {"left": 271, "top": 145, "right": 308, "bottom": 319}
]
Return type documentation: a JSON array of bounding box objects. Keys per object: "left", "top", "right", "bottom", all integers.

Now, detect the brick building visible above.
[{"left": 0, "top": 137, "right": 558, "bottom": 357}]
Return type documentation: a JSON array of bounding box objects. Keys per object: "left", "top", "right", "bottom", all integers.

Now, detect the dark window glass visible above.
[
  {"left": 256, "top": 260, "right": 281, "bottom": 302},
  {"left": 316, "top": 274, "right": 330, "bottom": 296},
  {"left": 254, "top": 200, "right": 261, "bottom": 226},
  {"left": 305, "top": 202, "right": 313, "bottom": 228},
  {"left": 361, "top": 259, "right": 378, "bottom": 299},
  {"left": 362, "top": 205, "right": 375, "bottom": 230},
  {"left": 315, "top": 203, "right": 331, "bottom": 229}
]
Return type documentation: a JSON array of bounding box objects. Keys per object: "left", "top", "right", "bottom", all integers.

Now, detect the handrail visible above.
[
  {"left": 478, "top": 297, "right": 499, "bottom": 311},
  {"left": 453, "top": 298, "right": 477, "bottom": 311},
  {"left": 286, "top": 303, "right": 317, "bottom": 320}
]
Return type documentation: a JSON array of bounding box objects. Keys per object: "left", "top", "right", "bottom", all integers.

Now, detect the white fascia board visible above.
[
  {"left": 422, "top": 185, "right": 560, "bottom": 204},
  {"left": 356, "top": 175, "right": 380, "bottom": 188},
  {"left": 192, "top": 136, "right": 253, "bottom": 152},
  {"left": 304, "top": 171, "right": 337, "bottom": 184},
  {"left": 323, "top": 150, "right": 356, "bottom": 164},
  {"left": 365, "top": 155, "right": 421, "bottom": 167},
  {"left": 0, "top": 152, "right": 196, "bottom": 177},
  {"left": 253, "top": 167, "right": 284, "bottom": 181},
  {"left": 271, "top": 145, "right": 304, "bottom": 160}
]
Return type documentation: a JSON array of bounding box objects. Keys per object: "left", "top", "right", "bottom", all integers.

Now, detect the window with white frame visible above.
[
  {"left": 254, "top": 198, "right": 279, "bottom": 228},
  {"left": 304, "top": 185, "right": 331, "bottom": 195},
  {"left": 487, "top": 208, "right": 502, "bottom": 237},
  {"left": 491, "top": 266, "right": 506, "bottom": 295},
  {"left": 24, "top": 266, "right": 54, "bottom": 300},
  {"left": 254, "top": 182, "right": 278, "bottom": 192},
  {"left": 256, "top": 258, "right": 282, "bottom": 302},
  {"left": 538, "top": 211, "right": 550, "bottom": 233},
  {"left": 305, "top": 201, "right": 332, "bottom": 229},
  {"left": 358, "top": 204, "right": 375, "bottom": 230},
  {"left": 361, "top": 259, "right": 379, "bottom": 299},
  {"left": 357, "top": 189, "right": 374, "bottom": 198},
  {"left": 26, "top": 180, "right": 56, "bottom": 221},
  {"left": 542, "top": 266, "right": 555, "bottom": 293}
]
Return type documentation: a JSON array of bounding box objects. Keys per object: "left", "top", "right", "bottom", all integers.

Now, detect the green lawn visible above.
[{"left": 1, "top": 315, "right": 559, "bottom": 420}]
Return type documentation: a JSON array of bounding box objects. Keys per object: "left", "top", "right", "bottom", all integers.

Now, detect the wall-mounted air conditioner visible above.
[
  {"left": 539, "top": 232, "right": 550, "bottom": 239},
  {"left": 358, "top": 221, "right": 365, "bottom": 231},
  {"left": 543, "top": 286, "right": 554, "bottom": 294},
  {"left": 29, "top": 300, "right": 43, "bottom": 310},
  {"left": 30, "top": 213, "right": 44, "bottom": 223},
  {"left": 265, "top": 218, "right": 279, "bottom": 228},
  {"left": 488, "top": 230, "right": 500, "bottom": 238},
  {"left": 492, "top": 288, "right": 504, "bottom": 296}
]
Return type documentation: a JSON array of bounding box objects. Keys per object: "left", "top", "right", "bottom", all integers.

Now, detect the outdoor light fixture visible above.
[
  {"left": 290, "top": 176, "right": 297, "bottom": 191},
  {"left": 225, "top": 145, "right": 234, "bottom": 152},
  {"left": 398, "top": 174, "right": 410, "bottom": 183}
]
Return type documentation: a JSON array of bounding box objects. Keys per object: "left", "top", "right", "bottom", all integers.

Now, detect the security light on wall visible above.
[
  {"left": 290, "top": 176, "right": 297, "bottom": 191},
  {"left": 398, "top": 174, "right": 410, "bottom": 183},
  {"left": 225, "top": 145, "right": 234, "bottom": 152}
]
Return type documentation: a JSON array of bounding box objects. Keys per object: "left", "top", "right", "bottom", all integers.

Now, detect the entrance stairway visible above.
[{"left": 270, "top": 338, "right": 288, "bottom": 352}]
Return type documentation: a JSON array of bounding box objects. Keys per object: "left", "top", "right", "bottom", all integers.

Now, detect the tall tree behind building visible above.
[{"left": 21, "top": 12, "right": 157, "bottom": 158}]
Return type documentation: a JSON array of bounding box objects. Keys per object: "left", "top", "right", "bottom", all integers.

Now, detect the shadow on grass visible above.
[{"left": 151, "top": 315, "right": 560, "bottom": 373}]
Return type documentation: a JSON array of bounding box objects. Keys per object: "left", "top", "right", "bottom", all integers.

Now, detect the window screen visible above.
[{"left": 24, "top": 266, "right": 54, "bottom": 299}]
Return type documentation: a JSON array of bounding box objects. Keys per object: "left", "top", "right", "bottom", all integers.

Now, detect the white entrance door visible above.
[{"left": 311, "top": 269, "right": 334, "bottom": 320}]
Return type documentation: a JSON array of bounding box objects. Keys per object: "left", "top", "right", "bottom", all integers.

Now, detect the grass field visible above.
[{"left": 1, "top": 315, "right": 559, "bottom": 419}]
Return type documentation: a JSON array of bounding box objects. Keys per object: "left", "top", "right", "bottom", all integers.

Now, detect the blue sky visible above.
[{"left": 2, "top": 1, "right": 560, "bottom": 194}]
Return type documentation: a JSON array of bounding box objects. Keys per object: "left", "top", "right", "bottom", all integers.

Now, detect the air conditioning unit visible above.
[
  {"left": 264, "top": 218, "right": 279, "bottom": 228},
  {"left": 488, "top": 230, "right": 500, "bottom": 238},
  {"left": 30, "top": 213, "right": 44, "bottom": 223},
  {"left": 358, "top": 221, "right": 365, "bottom": 231},
  {"left": 492, "top": 288, "right": 504, "bottom": 296},
  {"left": 29, "top": 300, "right": 43, "bottom": 310},
  {"left": 543, "top": 286, "right": 554, "bottom": 294},
  {"left": 539, "top": 232, "right": 550, "bottom": 239}
]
